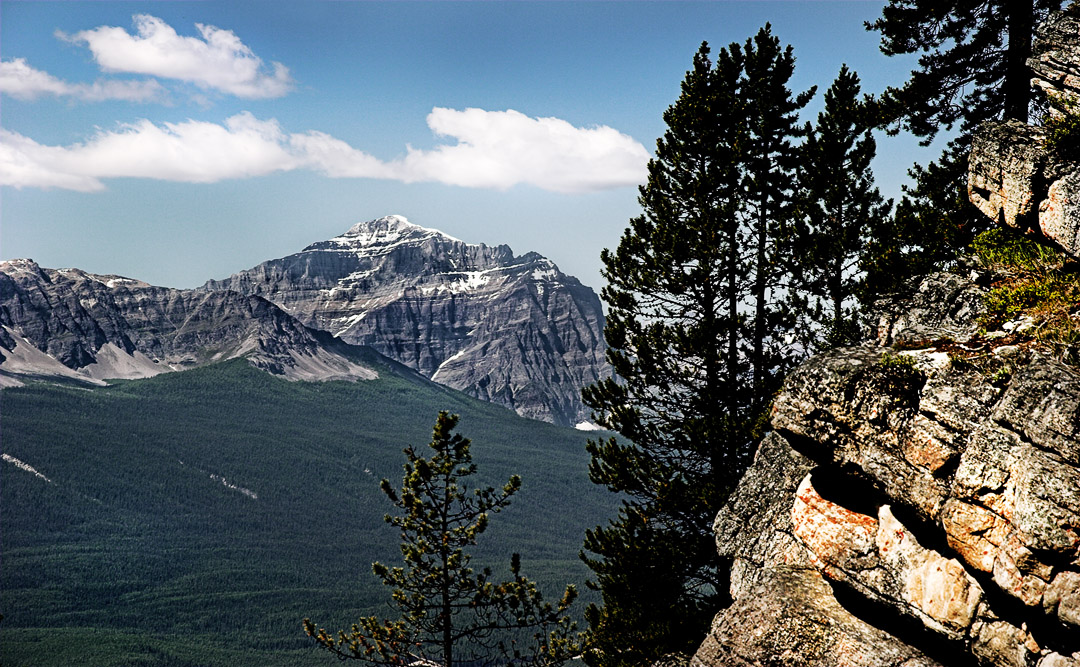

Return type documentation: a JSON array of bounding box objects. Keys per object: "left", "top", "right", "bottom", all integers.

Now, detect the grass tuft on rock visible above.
[{"left": 972, "top": 227, "right": 1080, "bottom": 364}]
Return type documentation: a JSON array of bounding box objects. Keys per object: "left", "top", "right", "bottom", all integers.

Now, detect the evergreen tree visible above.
[
  {"left": 580, "top": 41, "right": 750, "bottom": 667},
  {"left": 304, "top": 412, "right": 579, "bottom": 667},
  {"left": 740, "top": 25, "right": 816, "bottom": 400},
  {"left": 862, "top": 1, "right": 1062, "bottom": 300},
  {"left": 796, "top": 65, "right": 891, "bottom": 348},
  {"left": 580, "top": 30, "right": 811, "bottom": 665},
  {"left": 869, "top": 0, "right": 1058, "bottom": 138}
]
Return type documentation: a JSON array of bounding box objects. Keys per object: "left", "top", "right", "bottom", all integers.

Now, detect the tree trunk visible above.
[
  {"left": 1004, "top": 0, "right": 1034, "bottom": 122},
  {"left": 752, "top": 193, "right": 768, "bottom": 406},
  {"left": 727, "top": 218, "right": 740, "bottom": 431}
]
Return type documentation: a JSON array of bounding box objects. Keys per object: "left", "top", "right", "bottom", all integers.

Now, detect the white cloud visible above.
[
  {"left": 391, "top": 108, "right": 651, "bottom": 193},
  {"left": 0, "top": 58, "right": 165, "bottom": 103},
  {"left": 0, "top": 112, "right": 298, "bottom": 191},
  {"left": 0, "top": 108, "right": 649, "bottom": 193},
  {"left": 61, "top": 14, "right": 293, "bottom": 99}
]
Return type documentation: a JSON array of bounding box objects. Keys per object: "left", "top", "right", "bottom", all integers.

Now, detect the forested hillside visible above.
[{"left": 0, "top": 361, "right": 615, "bottom": 666}]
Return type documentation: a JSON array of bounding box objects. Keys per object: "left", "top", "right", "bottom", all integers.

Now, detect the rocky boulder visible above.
[
  {"left": 1030, "top": 5, "right": 1080, "bottom": 112},
  {"left": 693, "top": 272, "right": 1080, "bottom": 667},
  {"left": 968, "top": 5, "right": 1080, "bottom": 259}
]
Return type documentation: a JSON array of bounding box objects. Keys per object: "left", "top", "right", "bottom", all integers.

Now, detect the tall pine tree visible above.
[
  {"left": 740, "top": 25, "right": 815, "bottom": 404},
  {"left": 795, "top": 65, "right": 891, "bottom": 348},
  {"left": 862, "top": 0, "right": 1062, "bottom": 300},
  {"left": 580, "top": 41, "right": 748, "bottom": 667},
  {"left": 580, "top": 28, "right": 812, "bottom": 666}
]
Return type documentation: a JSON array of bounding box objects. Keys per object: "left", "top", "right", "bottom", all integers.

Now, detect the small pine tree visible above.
[{"left": 304, "top": 411, "right": 579, "bottom": 667}]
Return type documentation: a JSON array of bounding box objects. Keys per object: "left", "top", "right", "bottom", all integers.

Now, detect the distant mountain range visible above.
[{"left": 0, "top": 215, "right": 610, "bottom": 426}]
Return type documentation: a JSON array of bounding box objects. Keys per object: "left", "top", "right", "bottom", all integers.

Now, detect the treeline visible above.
[{"left": 578, "top": 2, "right": 1063, "bottom": 665}]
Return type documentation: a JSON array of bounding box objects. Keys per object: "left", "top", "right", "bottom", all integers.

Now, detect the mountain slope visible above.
[
  {"left": 0, "top": 258, "right": 384, "bottom": 387},
  {"left": 1, "top": 360, "right": 616, "bottom": 666},
  {"left": 202, "top": 215, "right": 610, "bottom": 426}
]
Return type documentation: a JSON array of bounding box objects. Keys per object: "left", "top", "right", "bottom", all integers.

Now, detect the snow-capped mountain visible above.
[
  {"left": 202, "top": 215, "right": 610, "bottom": 425},
  {"left": 0, "top": 259, "right": 384, "bottom": 387}
]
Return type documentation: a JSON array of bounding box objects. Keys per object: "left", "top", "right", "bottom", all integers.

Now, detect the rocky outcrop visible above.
[
  {"left": 0, "top": 258, "right": 383, "bottom": 386},
  {"left": 968, "top": 6, "right": 1080, "bottom": 259},
  {"left": 690, "top": 433, "right": 944, "bottom": 667},
  {"left": 1030, "top": 6, "right": 1080, "bottom": 111},
  {"left": 693, "top": 273, "right": 1080, "bottom": 667},
  {"left": 202, "top": 215, "right": 609, "bottom": 426}
]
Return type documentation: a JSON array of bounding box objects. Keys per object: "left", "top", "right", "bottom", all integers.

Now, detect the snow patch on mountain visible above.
[
  {"left": 431, "top": 348, "right": 469, "bottom": 381},
  {"left": 575, "top": 421, "right": 604, "bottom": 431},
  {"left": 330, "top": 214, "right": 466, "bottom": 251}
]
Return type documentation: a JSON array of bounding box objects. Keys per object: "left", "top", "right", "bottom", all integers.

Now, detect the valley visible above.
[{"left": 0, "top": 360, "right": 615, "bottom": 666}]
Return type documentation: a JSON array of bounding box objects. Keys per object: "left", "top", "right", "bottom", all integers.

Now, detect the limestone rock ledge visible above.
[
  {"left": 692, "top": 273, "right": 1080, "bottom": 667},
  {"left": 968, "top": 5, "right": 1080, "bottom": 260}
]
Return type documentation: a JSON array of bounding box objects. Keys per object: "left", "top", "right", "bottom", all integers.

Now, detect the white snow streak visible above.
[
  {"left": 210, "top": 473, "right": 257, "bottom": 499},
  {"left": 2, "top": 453, "right": 52, "bottom": 482}
]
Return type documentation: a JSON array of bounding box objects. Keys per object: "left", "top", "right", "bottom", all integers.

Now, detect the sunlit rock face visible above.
[
  {"left": 0, "top": 259, "right": 381, "bottom": 386},
  {"left": 202, "top": 215, "right": 610, "bottom": 426},
  {"left": 969, "top": 6, "right": 1080, "bottom": 260},
  {"left": 692, "top": 272, "right": 1080, "bottom": 667}
]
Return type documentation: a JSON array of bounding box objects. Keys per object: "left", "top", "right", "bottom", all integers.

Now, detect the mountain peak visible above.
[{"left": 333, "top": 215, "right": 465, "bottom": 248}]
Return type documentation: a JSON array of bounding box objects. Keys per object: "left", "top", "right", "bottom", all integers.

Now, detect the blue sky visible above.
[{"left": 1, "top": 1, "right": 943, "bottom": 291}]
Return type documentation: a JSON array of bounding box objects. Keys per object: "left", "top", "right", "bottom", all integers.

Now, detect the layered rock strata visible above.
[
  {"left": 693, "top": 273, "right": 1080, "bottom": 667},
  {"left": 1029, "top": 5, "right": 1080, "bottom": 110},
  {"left": 0, "top": 259, "right": 382, "bottom": 386},
  {"left": 203, "top": 215, "right": 609, "bottom": 426},
  {"left": 968, "top": 5, "right": 1080, "bottom": 259}
]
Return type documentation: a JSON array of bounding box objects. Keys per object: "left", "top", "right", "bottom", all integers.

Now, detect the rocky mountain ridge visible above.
[
  {"left": 0, "top": 217, "right": 609, "bottom": 427},
  {"left": 202, "top": 215, "right": 610, "bottom": 426},
  {"left": 0, "top": 258, "right": 391, "bottom": 388}
]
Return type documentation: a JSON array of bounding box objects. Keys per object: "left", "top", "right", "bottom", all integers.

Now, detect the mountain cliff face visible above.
[
  {"left": 0, "top": 258, "right": 382, "bottom": 387},
  {"left": 202, "top": 215, "right": 610, "bottom": 426},
  {"left": 692, "top": 271, "right": 1080, "bottom": 667}
]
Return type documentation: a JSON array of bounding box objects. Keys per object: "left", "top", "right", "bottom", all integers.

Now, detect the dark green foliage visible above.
[
  {"left": 1045, "top": 95, "right": 1080, "bottom": 155},
  {"left": 795, "top": 65, "right": 891, "bottom": 348},
  {"left": 741, "top": 25, "right": 817, "bottom": 393},
  {"left": 1, "top": 361, "right": 614, "bottom": 666},
  {"left": 868, "top": 0, "right": 1059, "bottom": 137},
  {"left": 304, "top": 412, "right": 580, "bottom": 666},
  {"left": 863, "top": 1, "right": 1062, "bottom": 300},
  {"left": 860, "top": 141, "right": 983, "bottom": 303},
  {"left": 580, "top": 29, "right": 813, "bottom": 666}
]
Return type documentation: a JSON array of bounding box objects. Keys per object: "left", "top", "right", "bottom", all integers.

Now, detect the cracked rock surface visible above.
[{"left": 693, "top": 273, "right": 1080, "bottom": 667}]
